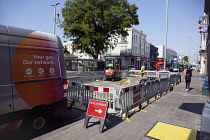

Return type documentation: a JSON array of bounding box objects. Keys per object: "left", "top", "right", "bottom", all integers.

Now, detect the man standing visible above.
[{"left": 140, "top": 65, "right": 145, "bottom": 77}]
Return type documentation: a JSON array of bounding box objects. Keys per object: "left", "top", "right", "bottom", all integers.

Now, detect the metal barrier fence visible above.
[
  {"left": 144, "top": 70, "right": 157, "bottom": 78},
  {"left": 67, "top": 81, "right": 82, "bottom": 103},
  {"left": 119, "top": 84, "right": 144, "bottom": 117},
  {"left": 144, "top": 80, "right": 160, "bottom": 105},
  {"left": 158, "top": 71, "right": 170, "bottom": 79},
  {"left": 81, "top": 85, "right": 118, "bottom": 113},
  {"left": 169, "top": 74, "right": 176, "bottom": 86},
  {"left": 175, "top": 74, "right": 181, "bottom": 84},
  {"left": 67, "top": 73, "right": 180, "bottom": 118},
  {"left": 159, "top": 78, "right": 170, "bottom": 95}
]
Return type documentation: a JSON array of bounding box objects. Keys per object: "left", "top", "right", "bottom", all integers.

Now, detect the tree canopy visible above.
[
  {"left": 61, "top": 0, "right": 139, "bottom": 59},
  {"left": 183, "top": 56, "right": 189, "bottom": 62}
]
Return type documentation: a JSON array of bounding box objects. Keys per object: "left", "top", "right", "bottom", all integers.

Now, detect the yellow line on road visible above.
[
  {"left": 143, "top": 103, "right": 154, "bottom": 107},
  {"left": 126, "top": 118, "right": 131, "bottom": 122},
  {"left": 152, "top": 98, "right": 160, "bottom": 102},
  {"left": 134, "top": 108, "right": 148, "bottom": 112}
]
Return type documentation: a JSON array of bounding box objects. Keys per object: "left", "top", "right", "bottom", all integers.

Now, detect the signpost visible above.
[{"left": 84, "top": 99, "right": 108, "bottom": 133}]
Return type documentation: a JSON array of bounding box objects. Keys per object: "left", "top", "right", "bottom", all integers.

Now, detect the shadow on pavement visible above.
[
  {"left": 0, "top": 107, "right": 86, "bottom": 140},
  {"left": 179, "top": 103, "right": 205, "bottom": 115},
  {"left": 84, "top": 112, "right": 125, "bottom": 133}
]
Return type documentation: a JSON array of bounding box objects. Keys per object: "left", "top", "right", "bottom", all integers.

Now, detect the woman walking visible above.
[{"left": 183, "top": 67, "right": 192, "bottom": 91}]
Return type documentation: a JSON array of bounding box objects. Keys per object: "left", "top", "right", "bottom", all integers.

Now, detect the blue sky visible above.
[{"left": 1, "top": 0, "right": 204, "bottom": 62}]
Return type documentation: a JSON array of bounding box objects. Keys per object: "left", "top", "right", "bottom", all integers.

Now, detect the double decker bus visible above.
[{"left": 156, "top": 57, "right": 164, "bottom": 71}]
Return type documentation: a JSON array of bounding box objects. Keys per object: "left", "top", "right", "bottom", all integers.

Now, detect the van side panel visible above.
[
  {"left": 0, "top": 26, "right": 14, "bottom": 132},
  {"left": 8, "top": 29, "right": 66, "bottom": 112},
  {"left": 0, "top": 26, "right": 13, "bottom": 115}
]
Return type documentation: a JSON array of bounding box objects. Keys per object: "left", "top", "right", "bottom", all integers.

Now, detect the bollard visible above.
[{"left": 200, "top": 99, "right": 210, "bottom": 135}]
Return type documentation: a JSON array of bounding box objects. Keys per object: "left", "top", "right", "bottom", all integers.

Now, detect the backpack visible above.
[{"left": 185, "top": 72, "right": 191, "bottom": 81}]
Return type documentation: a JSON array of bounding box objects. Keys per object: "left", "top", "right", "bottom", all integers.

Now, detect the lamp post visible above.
[
  {"left": 164, "top": 0, "right": 169, "bottom": 70},
  {"left": 51, "top": 3, "right": 60, "bottom": 35},
  {"left": 188, "top": 37, "right": 191, "bottom": 62}
]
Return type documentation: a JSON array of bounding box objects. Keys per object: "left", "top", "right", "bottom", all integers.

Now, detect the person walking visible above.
[
  {"left": 183, "top": 67, "right": 192, "bottom": 91},
  {"left": 140, "top": 65, "right": 145, "bottom": 77}
]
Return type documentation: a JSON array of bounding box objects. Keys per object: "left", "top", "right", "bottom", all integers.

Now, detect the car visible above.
[{"left": 126, "top": 65, "right": 135, "bottom": 70}]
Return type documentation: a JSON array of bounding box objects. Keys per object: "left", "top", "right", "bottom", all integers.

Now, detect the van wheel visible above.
[{"left": 21, "top": 111, "right": 51, "bottom": 135}]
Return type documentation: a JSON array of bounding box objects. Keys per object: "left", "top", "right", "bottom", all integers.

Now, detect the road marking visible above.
[
  {"left": 134, "top": 108, "right": 147, "bottom": 112},
  {"left": 152, "top": 98, "right": 160, "bottom": 102},
  {"left": 126, "top": 118, "right": 131, "bottom": 122},
  {"left": 143, "top": 103, "right": 154, "bottom": 107}
]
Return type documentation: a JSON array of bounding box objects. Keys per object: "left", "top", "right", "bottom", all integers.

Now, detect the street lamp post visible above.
[
  {"left": 164, "top": 0, "right": 169, "bottom": 70},
  {"left": 188, "top": 37, "right": 191, "bottom": 62},
  {"left": 51, "top": 3, "right": 60, "bottom": 35}
]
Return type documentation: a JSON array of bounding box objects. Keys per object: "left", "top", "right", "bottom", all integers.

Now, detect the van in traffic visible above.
[{"left": 0, "top": 25, "right": 69, "bottom": 135}]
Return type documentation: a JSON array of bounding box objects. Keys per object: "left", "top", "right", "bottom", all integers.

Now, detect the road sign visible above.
[{"left": 86, "top": 99, "right": 108, "bottom": 119}]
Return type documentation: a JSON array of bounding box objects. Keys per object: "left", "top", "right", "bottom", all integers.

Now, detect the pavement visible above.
[{"left": 34, "top": 71, "right": 209, "bottom": 140}]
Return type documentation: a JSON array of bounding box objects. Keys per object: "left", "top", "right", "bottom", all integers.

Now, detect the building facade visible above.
[
  {"left": 155, "top": 44, "right": 177, "bottom": 65},
  {"left": 62, "top": 40, "right": 93, "bottom": 59},
  {"left": 104, "top": 27, "right": 150, "bottom": 70},
  {"left": 198, "top": 14, "right": 208, "bottom": 74}
]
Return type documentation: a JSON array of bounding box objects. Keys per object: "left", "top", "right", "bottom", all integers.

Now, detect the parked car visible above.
[{"left": 126, "top": 65, "right": 135, "bottom": 70}]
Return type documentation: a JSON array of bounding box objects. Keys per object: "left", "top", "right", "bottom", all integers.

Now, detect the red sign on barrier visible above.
[{"left": 86, "top": 99, "right": 108, "bottom": 119}]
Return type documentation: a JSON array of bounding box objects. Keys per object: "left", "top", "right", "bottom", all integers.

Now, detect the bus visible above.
[
  {"left": 156, "top": 57, "right": 164, "bottom": 71},
  {"left": 170, "top": 58, "right": 179, "bottom": 72}
]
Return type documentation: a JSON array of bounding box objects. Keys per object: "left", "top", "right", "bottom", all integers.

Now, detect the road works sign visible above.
[
  {"left": 86, "top": 99, "right": 108, "bottom": 119},
  {"left": 84, "top": 99, "right": 109, "bottom": 133}
]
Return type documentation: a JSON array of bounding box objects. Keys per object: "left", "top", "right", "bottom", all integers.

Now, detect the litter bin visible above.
[{"left": 200, "top": 99, "right": 210, "bottom": 134}]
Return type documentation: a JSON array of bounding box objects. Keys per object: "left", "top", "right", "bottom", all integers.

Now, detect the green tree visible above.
[
  {"left": 61, "top": 0, "right": 139, "bottom": 59},
  {"left": 183, "top": 56, "right": 189, "bottom": 62}
]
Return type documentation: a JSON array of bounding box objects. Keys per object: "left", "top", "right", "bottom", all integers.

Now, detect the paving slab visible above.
[{"left": 34, "top": 72, "right": 209, "bottom": 140}]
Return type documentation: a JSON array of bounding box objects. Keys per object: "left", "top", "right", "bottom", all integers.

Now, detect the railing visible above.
[{"left": 67, "top": 72, "right": 180, "bottom": 118}]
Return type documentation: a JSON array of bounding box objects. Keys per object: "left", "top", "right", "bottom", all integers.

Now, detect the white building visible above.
[
  {"left": 198, "top": 14, "right": 208, "bottom": 74},
  {"left": 62, "top": 40, "right": 92, "bottom": 59},
  {"left": 104, "top": 27, "right": 149, "bottom": 69},
  {"left": 155, "top": 44, "right": 177, "bottom": 64},
  {"left": 63, "top": 27, "right": 150, "bottom": 69},
  {"left": 155, "top": 44, "right": 165, "bottom": 58}
]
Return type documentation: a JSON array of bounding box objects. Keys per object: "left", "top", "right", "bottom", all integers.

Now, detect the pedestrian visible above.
[
  {"left": 183, "top": 67, "right": 192, "bottom": 91},
  {"left": 140, "top": 65, "right": 145, "bottom": 77}
]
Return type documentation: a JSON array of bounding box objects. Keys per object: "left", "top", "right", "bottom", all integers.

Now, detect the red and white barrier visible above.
[
  {"left": 67, "top": 81, "right": 82, "bottom": 102},
  {"left": 119, "top": 84, "right": 144, "bottom": 117},
  {"left": 82, "top": 85, "right": 118, "bottom": 113}
]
